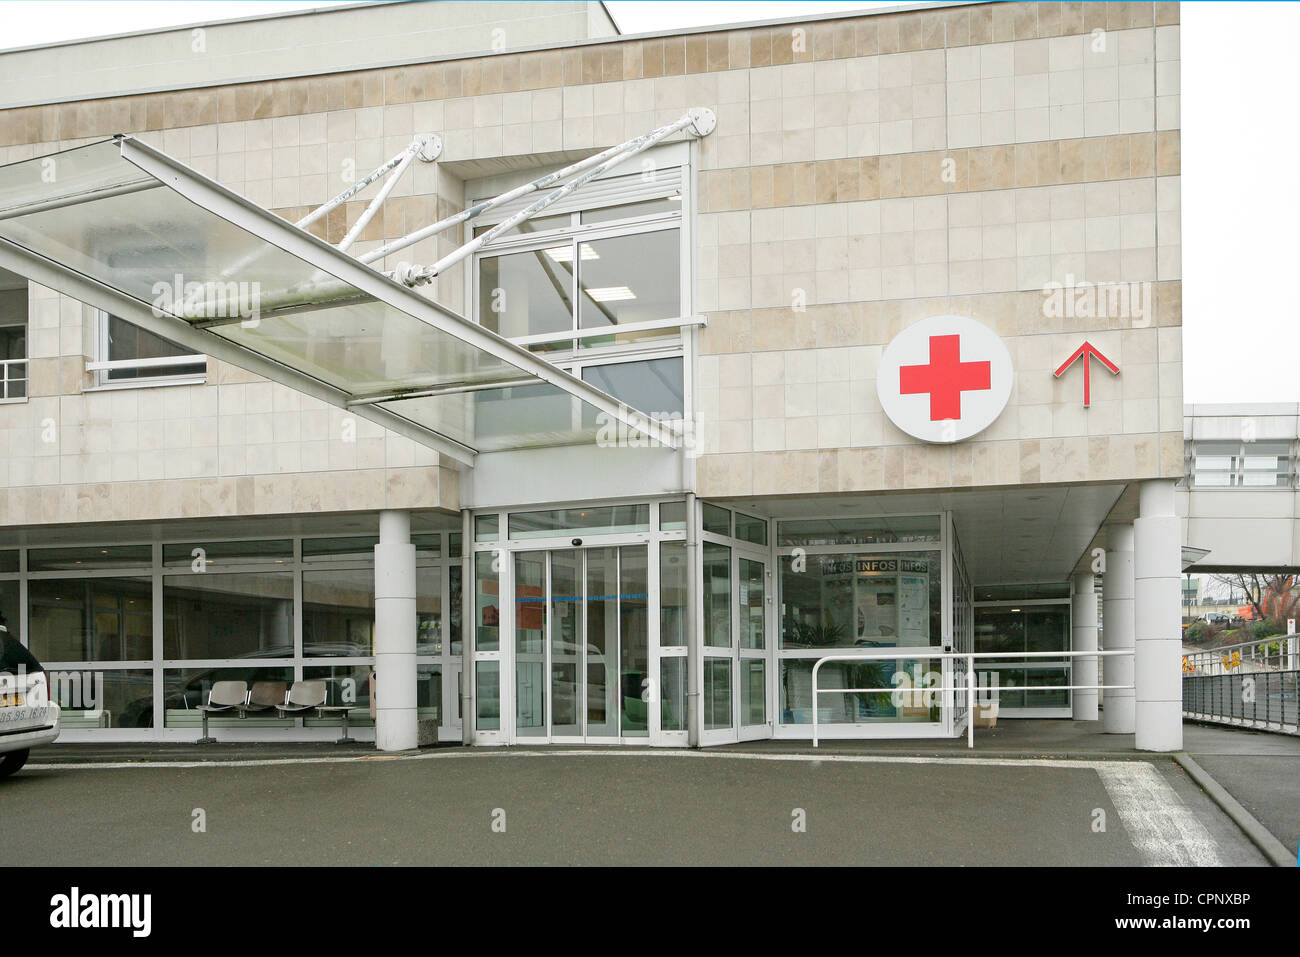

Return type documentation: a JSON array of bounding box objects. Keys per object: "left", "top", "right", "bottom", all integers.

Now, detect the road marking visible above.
[
  {"left": 1095, "top": 761, "right": 1223, "bottom": 866},
  {"left": 29, "top": 746, "right": 1223, "bottom": 865}
]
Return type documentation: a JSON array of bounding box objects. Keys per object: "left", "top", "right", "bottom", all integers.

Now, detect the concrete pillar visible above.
[
  {"left": 1102, "top": 524, "right": 1135, "bottom": 733},
  {"left": 374, "top": 510, "right": 418, "bottom": 751},
  {"left": 1071, "top": 572, "right": 1098, "bottom": 720},
  {"left": 1133, "top": 480, "right": 1183, "bottom": 751}
]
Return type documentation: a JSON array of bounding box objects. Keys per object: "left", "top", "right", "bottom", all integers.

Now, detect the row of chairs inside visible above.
[{"left": 200, "top": 679, "right": 350, "bottom": 718}]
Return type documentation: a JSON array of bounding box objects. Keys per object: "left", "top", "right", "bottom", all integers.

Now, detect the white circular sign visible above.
[{"left": 876, "top": 315, "right": 1013, "bottom": 444}]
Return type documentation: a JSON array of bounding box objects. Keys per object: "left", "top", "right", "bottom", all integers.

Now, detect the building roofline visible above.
[
  {"left": 0, "top": 0, "right": 979, "bottom": 111},
  {"left": 0, "top": 0, "right": 405, "bottom": 56}
]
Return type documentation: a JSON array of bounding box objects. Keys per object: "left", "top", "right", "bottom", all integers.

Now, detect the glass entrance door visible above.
[
  {"left": 737, "top": 555, "right": 772, "bottom": 741},
  {"left": 511, "top": 545, "right": 649, "bottom": 742}
]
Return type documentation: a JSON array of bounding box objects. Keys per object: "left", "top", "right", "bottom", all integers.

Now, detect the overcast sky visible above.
[{"left": 0, "top": 0, "right": 1294, "bottom": 404}]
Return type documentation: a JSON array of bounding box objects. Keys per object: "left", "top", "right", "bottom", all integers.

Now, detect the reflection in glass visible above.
[
  {"left": 475, "top": 552, "right": 500, "bottom": 652},
  {"left": 584, "top": 548, "right": 617, "bottom": 737},
  {"left": 552, "top": 549, "right": 585, "bottom": 737},
  {"left": 578, "top": 231, "right": 680, "bottom": 346},
  {"left": 703, "top": 543, "right": 731, "bottom": 648},
  {"left": 660, "top": 656, "right": 687, "bottom": 732},
  {"left": 778, "top": 515, "right": 941, "bottom": 547},
  {"left": 302, "top": 567, "right": 373, "bottom": 656},
  {"left": 514, "top": 551, "right": 546, "bottom": 736},
  {"left": 49, "top": 668, "right": 154, "bottom": 729},
  {"left": 739, "top": 558, "right": 764, "bottom": 649},
  {"left": 508, "top": 505, "right": 649, "bottom": 540},
  {"left": 476, "top": 661, "right": 500, "bottom": 730},
  {"left": 704, "top": 658, "right": 731, "bottom": 730},
  {"left": 162, "top": 666, "right": 293, "bottom": 729},
  {"left": 779, "top": 551, "right": 942, "bottom": 649},
  {"left": 780, "top": 658, "right": 942, "bottom": 724},
  {"left": 303, "top": 663, "right": 375, "bottom": 727},
  {"left": 416, "top": 565, "right": 442, "bottom": 656},
  {"left": 619, "top": 546, "right": 649, "bottom": 737},
  {"left": 30, "top": 577, "right": 153, "bottom": 662},
  {"left": 479, "top": 246, "right": 573, "bottom": 350},
  {"left": 581, "top": 358, "right": 683, "bottom": 418},
  {"left": 659, "top": 542, "right": 688, "bottom": 648},
  {"left": 741, "top": 659, "right": 766, "bottom": 726}
]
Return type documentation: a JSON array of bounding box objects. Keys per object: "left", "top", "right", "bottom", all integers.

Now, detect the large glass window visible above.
[
  {"left": 478, "top": 246, "right": 574, "bottom": 351},
  {"left": 162, "top": 666, "right": 293, "bottom": 728},
  {"left": 577, "top": 230, "right": 680, "bottom": 347},
  {"left": 473, "top": 172, "right": 688, "bottom": 425},
  {"left": 302, "top": 567, "right": 374, "bottom": 657},
  {"left": 780, "top": 552, "right": 943, "bottom": 649},
  {"left": 164, "top": 573, "right": 294, "bottom": 659},
  {"left": 581, "top": 357, "right": 683, "bottom": 417},
  {"left": 48, "top": 668, "right": 154, "bottom": 729},
  {"left": 779, "top": 657, "right": 943, "bottom": 725},
  {"left": 1191, "top": 440, "right": 1293, "bottom": 488},
  {"left": 30, "top": 578, "right": 152, "bottom": 662}
]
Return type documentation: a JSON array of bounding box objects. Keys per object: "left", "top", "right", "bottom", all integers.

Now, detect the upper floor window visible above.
[
  {"left": 470, "top": 157, "right": 691, "bottom": 420},
  {"left": 1191, "top": 440, "right": 1293, "bottom": 488},
  {"left": 92, "top": 311, "right": 206, "bottom": 388},
  {"left": 0, "top": 278, "right": 27, "bottom": 401}
]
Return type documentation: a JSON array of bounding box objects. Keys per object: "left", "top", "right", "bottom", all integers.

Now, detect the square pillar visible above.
[
  {"left": 1133, "top": 480, "right": 1183, "bottom": 751},
  {"left": 1102, "top": 524, "right": 1135, "bottom": 733},
  {"left": 374, "top": 509, "right": 418, "bottom": 751},
  {"left": 1071, "top": 572, "right": 1098, "bottom": 720}
]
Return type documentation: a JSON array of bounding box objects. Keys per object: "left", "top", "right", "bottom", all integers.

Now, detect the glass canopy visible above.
[{"left": 0, "top": 137, "right": 677, "bottom": 464}]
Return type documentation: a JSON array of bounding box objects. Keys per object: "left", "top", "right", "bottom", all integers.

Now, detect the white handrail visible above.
[{"left": 809, "top": 648, "right": 1137, "bottom": 749}]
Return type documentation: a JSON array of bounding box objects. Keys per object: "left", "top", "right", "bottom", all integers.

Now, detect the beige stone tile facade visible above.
[{"left": 0, "top": 1, "right": 1183, "bottom": 525}]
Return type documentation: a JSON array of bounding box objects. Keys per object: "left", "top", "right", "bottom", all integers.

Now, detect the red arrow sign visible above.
[{"left": 1053, "top": 341, "right": 1119, "bottom": 407}]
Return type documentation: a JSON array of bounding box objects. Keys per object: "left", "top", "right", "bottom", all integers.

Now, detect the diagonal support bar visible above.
[{"left": 362, "top": 108, "right": 715, "bottom": 269}]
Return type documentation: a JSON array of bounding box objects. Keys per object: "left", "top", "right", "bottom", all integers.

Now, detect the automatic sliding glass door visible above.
[{"left": 511, "top": 545, "right": 649, "bottom": 742}]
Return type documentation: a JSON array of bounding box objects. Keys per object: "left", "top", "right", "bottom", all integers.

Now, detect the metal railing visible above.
[
  {"left": 810, "top": 648, "right": 1135, "bottom": 749},
  {"left": 1182, "top": 634, "right": 1299, "bottom": 734}
]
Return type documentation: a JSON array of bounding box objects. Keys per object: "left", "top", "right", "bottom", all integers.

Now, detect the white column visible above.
[
  {"left": 374, "top": 510, "right": 418, "bottom": 751},
  {"left": 1133, "top": 479, "right": 1183, "bottom": 751},
  {"left": 1071, "top": 571, "right": 1098, "bottom": 720},
  {"left": 1102, "top": 524, "right": 1135, "bottom": 733}
]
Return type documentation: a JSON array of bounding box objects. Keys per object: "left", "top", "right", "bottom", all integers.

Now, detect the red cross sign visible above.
[
  {"left": 899, "top": 334, "right": 992, "bottom": 421},
  {"left": 878, "top": 315, "right": 1013, "bottom": 444}
]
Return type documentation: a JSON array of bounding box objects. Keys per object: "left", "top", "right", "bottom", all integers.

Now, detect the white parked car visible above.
[{"left": 0, "top": 627, "right": 61, "bottom": 779}]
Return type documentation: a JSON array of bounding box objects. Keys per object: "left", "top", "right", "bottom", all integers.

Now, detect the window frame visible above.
[
  {"left": 1190, "top": 439, "right": 1294, "bottom": 489},
  {"left": 89, "top": 308, "right": 208, "bottom": 390},
  {"left": 466, "top": 148, "right": 696, "bottom": 422}
]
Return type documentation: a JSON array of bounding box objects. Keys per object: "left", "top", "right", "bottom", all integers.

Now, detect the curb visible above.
[{"left": 1173, "top": 752, "right": 1294, "bottom": 867}]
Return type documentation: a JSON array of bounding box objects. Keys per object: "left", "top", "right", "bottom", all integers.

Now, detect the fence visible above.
[{"left": 1182, "top": 635, "right": 1299, "bottom": 735}]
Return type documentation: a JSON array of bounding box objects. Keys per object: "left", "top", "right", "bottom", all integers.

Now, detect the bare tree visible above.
[{"left": 1209, "top": 572, "right": 1300, "bottom": 624}]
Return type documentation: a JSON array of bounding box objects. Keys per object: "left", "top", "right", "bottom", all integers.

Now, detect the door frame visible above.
[
  {"left": 473, "top": 531, "right": 663, "bottom": 745},
  {"left": 698, "top": 531, "right": 774, "bottom": 747}
]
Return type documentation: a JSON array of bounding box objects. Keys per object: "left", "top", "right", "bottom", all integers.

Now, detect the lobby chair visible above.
[
  {"left": 274, "top": 680, "right": 327, "bottom": 719},
  {"left": 197, "top": 680, "right": 249, "bottom": 743},
  {"left": 277, "top": 679, "right": 356, "bottom": 744},
  {"left": 235, "top": 680, "right": 288, "bottom": 719}
]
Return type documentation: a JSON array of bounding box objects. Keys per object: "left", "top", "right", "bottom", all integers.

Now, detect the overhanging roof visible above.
[{"left": 0, "top": 136, "right": 679, "bottom": 465}]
